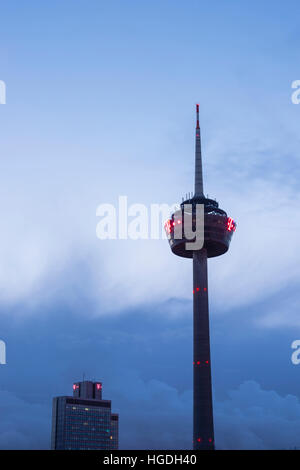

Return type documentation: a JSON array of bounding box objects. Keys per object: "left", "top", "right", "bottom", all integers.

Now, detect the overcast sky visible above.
[{"left": 0, "top": 0, "right": 300, "bottom": 449}]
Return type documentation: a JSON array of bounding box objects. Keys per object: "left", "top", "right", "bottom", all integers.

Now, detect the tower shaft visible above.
[
  {"left": 193, "top": 105, "right": 214, "bottom": 450},
  {"left": 193, "top": 249, "right": 214, "bottom": 450}
]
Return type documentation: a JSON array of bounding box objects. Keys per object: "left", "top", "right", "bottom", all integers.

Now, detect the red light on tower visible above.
[
  {"left": 96, "top": 383, "right": 102, "bottom": 390},
  {"left": 227, "top": 217, "right": 235, "bottom": 232},
  {"left": 164, "top": 219, "right": 173, "bottom": 235}
]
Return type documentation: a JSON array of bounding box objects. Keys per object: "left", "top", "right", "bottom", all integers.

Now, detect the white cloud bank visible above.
[
  {"left": 0, "top": 102, "right": 299, "bottom": 327},
  {"left": 1, "top": 379, "right": 297, "bottom": 450}
]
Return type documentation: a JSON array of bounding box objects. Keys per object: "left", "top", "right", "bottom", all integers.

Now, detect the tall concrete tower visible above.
[{"left": 165, "top": 105, "right": 236, "bottom": 450}]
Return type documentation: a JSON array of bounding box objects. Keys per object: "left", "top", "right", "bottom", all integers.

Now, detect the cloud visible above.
[
  {"left": 111, "top": 375, "right": 300, "bottom": 450},
  {"left": 0, "top": 303, "right": 298, "bottom": 450},
  {"left": 0, "top": 89, "right": 299, "bottom": 327},
  {"left": 114, "top": 376, "right": 300, "bottom": 450},
  {"left": 209, "top": 176, "right": 300, "bottom": 316},
  {"left": 215, "top": 381, "right": 300, "bottom": 450},
  {"left": 2, "top": 378, "right": 300, "bottom": 450},
  {"left": 112, "top": 374, "right": 192, "bottom": 450},
  {"left": 0, "top": 389, "right": 50, "bottom": 450},
  {"left": 254, "top": 287, "right": 300, "bottom": 328}
]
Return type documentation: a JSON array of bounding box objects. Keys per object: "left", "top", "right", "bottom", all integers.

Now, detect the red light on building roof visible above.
[{"left": 96, "top": 383, "right": 102, "bottom": 390}]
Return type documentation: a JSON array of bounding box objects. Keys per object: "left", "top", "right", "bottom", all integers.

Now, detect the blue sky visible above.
[{"left": 0, "top": 0, "right": 300, "bottom": 449}]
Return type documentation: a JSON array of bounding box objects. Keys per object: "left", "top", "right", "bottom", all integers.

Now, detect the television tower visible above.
[{"left": 165, "top": 105, "right": 236, "bottom": 450}]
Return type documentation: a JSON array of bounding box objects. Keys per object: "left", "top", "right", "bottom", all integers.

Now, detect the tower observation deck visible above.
[{"left": 165, "top": 105, "right": 236, "bottom": 450}]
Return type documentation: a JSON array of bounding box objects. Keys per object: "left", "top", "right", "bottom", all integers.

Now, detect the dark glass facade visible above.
[{"left": 51, "top": 381, "right": 119, "bottom": 450}]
